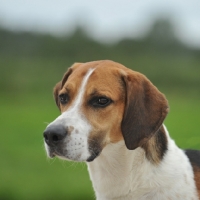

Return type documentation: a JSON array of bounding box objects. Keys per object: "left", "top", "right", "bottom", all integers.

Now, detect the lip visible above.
[
  {"left": 49, "top": 152, "right": 56, "bottom": 158},
  {"left": 47, "top": 147, "right": 58, "bottom": 158},
  {"left": 86, "top": 150, "right": 101, "bottom": 162},
  {"left": 46, "top": 143, "right": 65, "bottom": 158}
]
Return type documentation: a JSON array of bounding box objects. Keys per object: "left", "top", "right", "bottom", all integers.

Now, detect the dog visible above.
[{"left": 43, "top": 60, "right": 200, "bottom": 200}]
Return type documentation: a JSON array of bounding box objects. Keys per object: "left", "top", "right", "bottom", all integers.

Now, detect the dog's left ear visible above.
[{"left": 121, "top": 70, "right": 169, "bottom": 150}]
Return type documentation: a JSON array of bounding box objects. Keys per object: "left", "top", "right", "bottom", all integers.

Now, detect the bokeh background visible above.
[{"left": 0, "top": 0, "right": 200, "bottom": 199}]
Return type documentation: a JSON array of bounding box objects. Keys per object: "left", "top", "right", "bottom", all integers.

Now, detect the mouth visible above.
[
  {"left": 47, "top": 148, "right": 59, "bottom": 158},
  {"left": 45, "top": 139, "right": 102, "bottom": 162},
  {"left": 48, "top": 151, "right": 56, "bottom": 158},
  {"left": 86, "top": 148, "right": 102, "bottom": 162},
  {"left": 86, "top": 153, "right": 99, "bottom": 162},
  {"left": 45, "top": 144, "right": 83, "bottom": 161},
  {"left": 46, "top": 146, "right": 101, "bottom": 162},
  {"left": 45, "top": 144, "right": 64, "bottom": 159}
]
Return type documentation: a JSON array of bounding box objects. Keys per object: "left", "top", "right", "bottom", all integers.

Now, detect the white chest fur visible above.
[{"left": 87, "top": 127, "right": 198, "bottom": 200}]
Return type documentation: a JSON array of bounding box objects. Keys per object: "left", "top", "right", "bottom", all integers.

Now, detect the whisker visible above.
[{"left": 43, "top": 122, "right": 50, "bottom": 125}]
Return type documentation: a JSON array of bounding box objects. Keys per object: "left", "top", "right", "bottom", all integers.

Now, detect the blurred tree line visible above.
[{"left": 0, "top": 18, "right": 200, "bottom": 96}]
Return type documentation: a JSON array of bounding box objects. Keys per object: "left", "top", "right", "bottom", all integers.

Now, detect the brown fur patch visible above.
[
  {"left": 192, "top": 164, "right": 200, "bottom": 198},
  {"left": 68, "top": 126, "right": 74, "bottom": 134},
  {"left": 81, "top": 61, "right": 126, "bottom": 144},
  {"left": 142, "top": 125, "right": 168, "bottom": 164},
  {"left": 54, "top": 62, "right": 92, "bottom": 112},
  {"left": 185, "top": 149, "right": 200, "bottom": 198},
  {"left": 53, "top": 81, "right": 62, "bottom": 109}
]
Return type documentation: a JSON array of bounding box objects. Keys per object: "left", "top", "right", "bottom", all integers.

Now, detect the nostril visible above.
[
  {"left": 52, "top": 134, "right": 59, "bottom": 142},
  {"left": 43, "top": 131, "right": 61, "bottom": 143}
]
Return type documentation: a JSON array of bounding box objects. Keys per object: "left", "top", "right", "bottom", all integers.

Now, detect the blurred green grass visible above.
[{"left": 165, "top": 95, "right": 200, "bottom": 149}]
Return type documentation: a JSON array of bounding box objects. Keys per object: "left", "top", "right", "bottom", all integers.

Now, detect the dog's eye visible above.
[
  {"left": 91, "top": 97, "right": 112, "bottom": 108},
  {"left": 59, "top": 94, "right": 69, "bottom": 105},
  {"left": 98, "top": 98, "right": 109, "bottom": 105}
]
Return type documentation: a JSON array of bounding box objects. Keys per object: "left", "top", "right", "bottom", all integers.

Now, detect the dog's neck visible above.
[
  {"left": 87, "top": 139, "right": 149, "bottom": 199},
  {"left": 87, "top": 126, "right": 198, "bottom": 200},
  {"left": 86, "top": 132, "right": 163, "bottom": 199}
]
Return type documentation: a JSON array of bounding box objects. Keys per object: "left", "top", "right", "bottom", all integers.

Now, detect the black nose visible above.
[{"left": 43, "top": 125, "right": 67, "bottom": 146}]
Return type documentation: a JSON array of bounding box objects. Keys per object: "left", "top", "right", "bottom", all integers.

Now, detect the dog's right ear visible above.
[
  {"left": 53, "top": 63, "right": 83, "bottom": 109},
  {"left": 53, "top": 81, "right": 62, "bottom": 109},
  {"left": 53, "top": 67, "right": 73, "bottom": 109}
]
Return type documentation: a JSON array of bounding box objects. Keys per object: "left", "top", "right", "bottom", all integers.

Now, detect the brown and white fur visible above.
[{"left": 43, "top": 60, "right": 200, "bottom": 200}]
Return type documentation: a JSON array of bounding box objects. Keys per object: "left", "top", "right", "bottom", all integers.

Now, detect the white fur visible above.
[
  {"left": 45, "top": 68, "right": 95, "bottom": 161},
  {"left": 87, "top": 126, "right": 199, "bottom": 200}
]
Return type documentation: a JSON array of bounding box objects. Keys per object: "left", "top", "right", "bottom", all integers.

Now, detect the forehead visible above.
[{"left": 63, "top": 61, "right": 124, "bottom": 99}]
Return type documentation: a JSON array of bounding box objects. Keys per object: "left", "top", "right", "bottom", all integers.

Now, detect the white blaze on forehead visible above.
[{"left": 69, "top": 68, "right": 95, "bottom": 113}]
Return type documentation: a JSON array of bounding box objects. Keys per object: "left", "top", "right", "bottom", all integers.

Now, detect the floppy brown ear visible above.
[
  {"left": 53, "top": 63, "right": 82, "bottom": 109},
  {"left": 121, "top": 71, "right": 169, "bottom": 150},
  {"left": 53, "top": 67, "right": 73, "bottom": 109},
  {"left": 53, "top": 81, "right": 62, "bottom": 109}
]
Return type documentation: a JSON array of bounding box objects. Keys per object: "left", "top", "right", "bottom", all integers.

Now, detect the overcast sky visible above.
[{"left": 0, "top": 0, "right": 200, "bottom": 48}]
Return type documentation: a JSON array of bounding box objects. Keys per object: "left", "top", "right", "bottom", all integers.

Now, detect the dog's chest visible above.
[
  {"left": 87, "top": 141, "right": 199, "bottom": 200},
  {"left": 88, "top": 164, "right": 198, "bottom": 200}
]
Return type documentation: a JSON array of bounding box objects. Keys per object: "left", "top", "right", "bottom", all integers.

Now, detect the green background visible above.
[{"left": 0, "top": 19, "right": 200, "bottom": 200}]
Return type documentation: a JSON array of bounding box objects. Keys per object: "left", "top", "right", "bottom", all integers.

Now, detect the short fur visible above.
[{"left": 43, "top": 60, "right": 200, "bottom": 200}]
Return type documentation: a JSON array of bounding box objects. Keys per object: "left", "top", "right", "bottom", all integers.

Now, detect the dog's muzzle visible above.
[{"left": 43, "top": 123, "right": 101, "bottom": 162}]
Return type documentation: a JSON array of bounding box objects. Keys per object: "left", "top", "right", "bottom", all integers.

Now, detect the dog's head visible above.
[{"left": 43, "top": 60, "right": 169, "bottom": 162}]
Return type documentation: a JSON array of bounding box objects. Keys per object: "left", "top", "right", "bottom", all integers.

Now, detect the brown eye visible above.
[
  {"left": 90, "top": 97, "right": 112, "bottom": 108},
  {"left": 98, "top": 98, "right": 109, "bottom": 105},
  {"left": 59, "top": 94, "right": 69, "bottom": 105}
]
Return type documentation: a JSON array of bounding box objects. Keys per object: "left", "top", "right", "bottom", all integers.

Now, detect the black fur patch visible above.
[
  {"left": 185, "top": 149, "right": 200, "bottom": 167},
  {"left": 142, "top": 125, "right": 168, "bottom": 164}
]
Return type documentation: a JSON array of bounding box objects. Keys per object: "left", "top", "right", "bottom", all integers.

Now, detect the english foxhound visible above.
[{"left": 43, "top": 60, "right": 200, "bottom": 200}]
